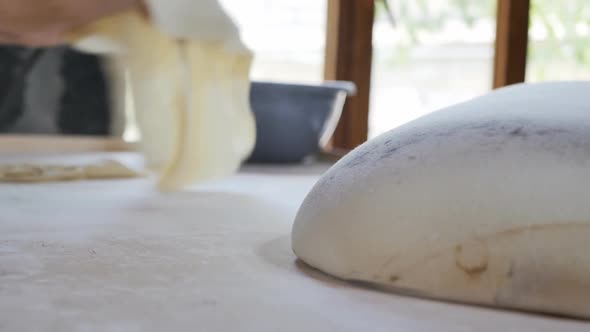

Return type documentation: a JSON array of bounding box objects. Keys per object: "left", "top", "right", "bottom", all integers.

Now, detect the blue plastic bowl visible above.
[{"left": 247, "top": 80, "right": 356, "bottom": 163}]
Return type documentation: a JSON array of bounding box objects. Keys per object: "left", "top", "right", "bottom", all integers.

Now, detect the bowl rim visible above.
[{"left": 251, "top": 80, "right": 357, "bottom": 96}]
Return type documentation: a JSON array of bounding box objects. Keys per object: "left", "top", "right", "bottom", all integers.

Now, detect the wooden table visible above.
[{"left": 0, "top": 136, "right": 587, "bottom": 331}]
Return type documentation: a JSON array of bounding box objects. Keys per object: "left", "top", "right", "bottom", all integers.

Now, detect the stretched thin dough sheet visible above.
[{"left": 67, "top": 1, "right": 255, "bottom": 191}]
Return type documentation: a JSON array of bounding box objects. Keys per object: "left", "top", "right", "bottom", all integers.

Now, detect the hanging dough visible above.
[
  {"left": 292, "top": 81, "right": 590, "bottom": 319},
  {"left": 66, "top": 0, "right": 255, "bottom": 191}
]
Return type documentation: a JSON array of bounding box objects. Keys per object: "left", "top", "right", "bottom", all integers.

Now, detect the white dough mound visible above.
[{"left": 292, "top": 81, "right": 590, "bottom": 319}]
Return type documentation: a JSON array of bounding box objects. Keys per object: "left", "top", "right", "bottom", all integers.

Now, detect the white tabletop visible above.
[{"left": 0, "top": 152, "right": 587, "bottom": 331}]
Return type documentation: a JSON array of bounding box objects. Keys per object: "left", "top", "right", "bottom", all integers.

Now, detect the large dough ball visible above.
[{"left": 292, "top": 81, "right": 590, "bottom": 319}]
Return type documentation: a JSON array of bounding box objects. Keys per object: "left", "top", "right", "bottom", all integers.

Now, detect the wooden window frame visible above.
[
  {"left": 324, "top": 0, "right": 531, "bottom": 151},
  {"left": 323, "top": 0, "right": 374, "bottom": 151},
  {"left": 493, "top": 0, "right": 530, "bottom": 89}
]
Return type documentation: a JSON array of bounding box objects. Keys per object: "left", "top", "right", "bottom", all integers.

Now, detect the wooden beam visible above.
[
  {"left": 493, "top": 0, "right": 530, "bottom": 88},
  {"left": 324, "top": 0, "right": 374, "bottom": 150}
]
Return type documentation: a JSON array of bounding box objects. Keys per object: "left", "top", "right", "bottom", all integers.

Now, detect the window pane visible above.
[
  {"left": 370, "top": 0, "right": 496, "bottom": 138},
  {"left": 527, "top": 0, "right": 590, "bottom": 82},
  {"left": 219, "top": 0, "right": 327, "bottom": 84}
]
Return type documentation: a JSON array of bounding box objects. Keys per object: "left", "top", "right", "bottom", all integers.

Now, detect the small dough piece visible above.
[
  {"left": 292, "top": 81, "right": 590, "bottom": 319},
  {"left": 39, "top": 165, "right": 86, "bottom": 181},
  {"left": 66, "top": 1, "right": 255, "bottom": 191},
  {"left": 0, "top": 164, "right": 45, "bottom": 182},
  {"left": 0, "top": 164, "right": 84, "bottom": 182},
  {"left": 0, "top": 160, "right": 140, "bottom": 183},
  {"left": 83, "top": 159, "right": 142, "bottom": 179}
]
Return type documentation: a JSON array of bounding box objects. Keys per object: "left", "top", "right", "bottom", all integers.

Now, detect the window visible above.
[
  {"left": 370, "top": 0, "right": 496, "bottom": 138},
  {"left": 527, "top": 0, "right": 590, "bottom": 82},
  {"left": 219, "top": 0, "right": 327, "bottom": 84}
]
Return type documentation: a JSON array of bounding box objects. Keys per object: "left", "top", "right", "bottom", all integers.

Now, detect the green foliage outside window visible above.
[{"left": 375, "top": 0, "right": 590, "bottom": 80}]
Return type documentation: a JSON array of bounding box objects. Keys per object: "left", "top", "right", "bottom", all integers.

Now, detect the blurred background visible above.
[
  {"left": 220, "top": 0, "right": 590, "bottom": 138},
  {"left": 0, "top": 0, "right": 588, "bottom": 146}
]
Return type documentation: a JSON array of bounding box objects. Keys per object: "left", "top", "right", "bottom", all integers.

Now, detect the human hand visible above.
[{"left": 0, "top": 0, "right": 143, "bottom": 47}]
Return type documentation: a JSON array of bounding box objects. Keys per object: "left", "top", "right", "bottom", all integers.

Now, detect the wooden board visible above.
[
  {"left": 0, "top": 150, "right": 588, "bottom": 331},
  {"left": 0, "top": 135, "right": 134, "bottom": 154}
]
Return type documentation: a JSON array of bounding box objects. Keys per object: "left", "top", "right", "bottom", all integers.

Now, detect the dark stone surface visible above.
[
  {"left": 0, "top": 46, "right": 33, "bottom": 131},
  {"left": 58, "top": 49, "right": 110, "bottom": 136},
  {"left": 0, "top": 46, "right": 111, "bottom": 136}
]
